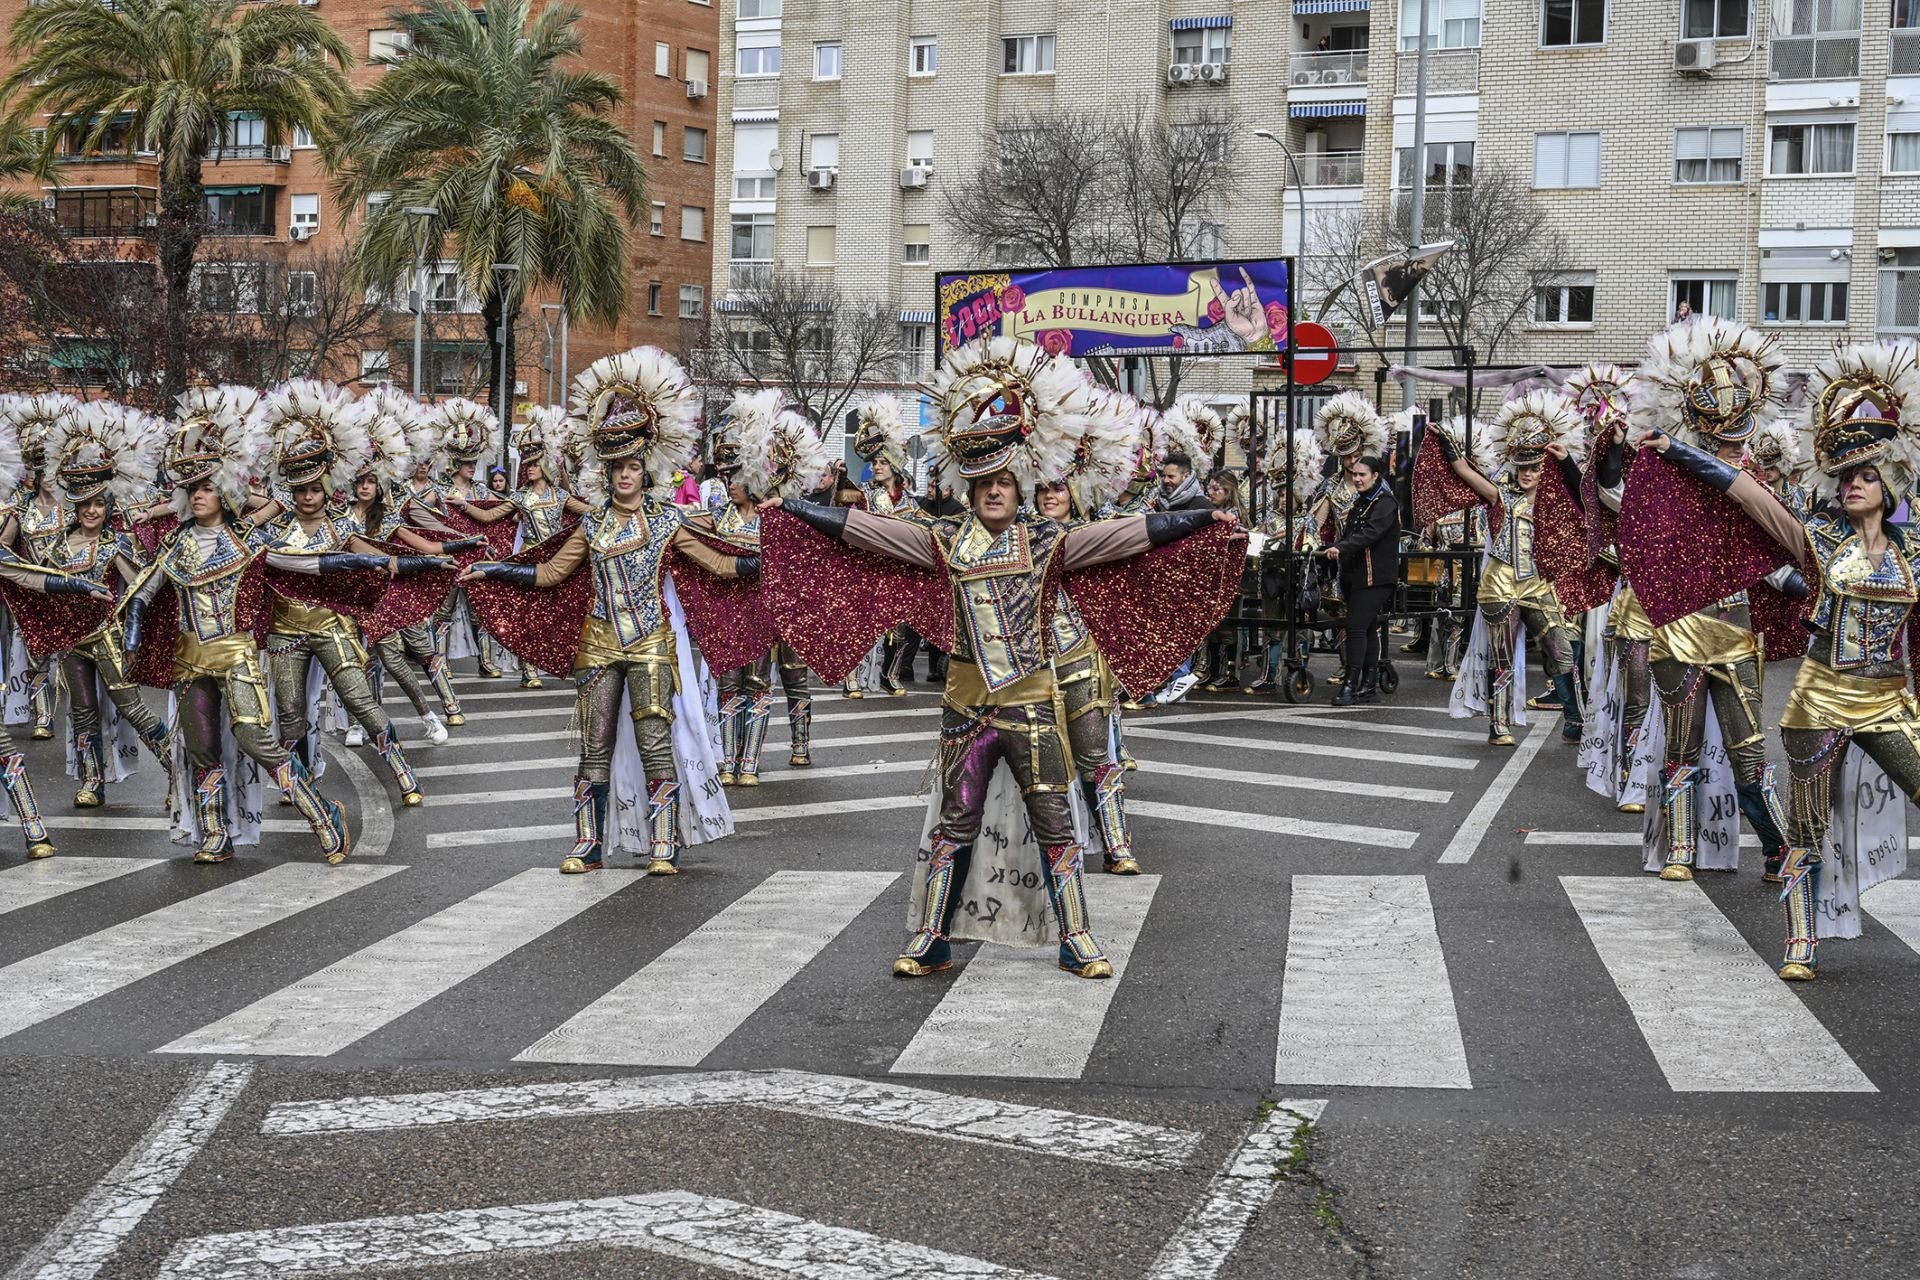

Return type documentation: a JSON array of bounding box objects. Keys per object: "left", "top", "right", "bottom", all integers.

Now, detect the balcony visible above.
[
  {"left": 202, "top": 144, "right": 292, "bottom": 163},
  {"left": 50, "top": 189, "right": 158, "bottom": 239},
  {"left": 1289, "top": 51, "right": 1368, "bottom": 88},
  {"left": 732, "top": 77, "right": 780, "bottom": 113},
  {"left": 1895, "top": 27, "right": 1920, "bottom": 74},
  {"left": 1769, "top": 32, "right": 1860, "bottom": 81},
  {"left": 203, "top": 221, "right": 272, "bottom": 237},
  {"left": 1395, "top": 46, "right": 1478, "bottom": 93},
  {"left": 1303, "top": 150, "right": 1365, "bottom": 187},
  {"left": 728, "top": 261, "right": 775, "bottom": 290}
]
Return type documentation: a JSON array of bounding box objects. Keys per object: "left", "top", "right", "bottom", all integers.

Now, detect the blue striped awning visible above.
[
  {"left": 1170, "top": 15, "right": 1233, "bottom": 29},
  {"left": 1294, "top": 0, "right": 1370, "bottom": 12},
  {"left": 898, "top": 309, "right": 934, "bottom": 323},
  {"left": 732, "top": 110, "right": 779, "bottom": 123},
  {"left": 716, "top": 298, "right": 749, "bottom": 313},
  {"left": 1290, "top": 101, "right": 1367, "bottom": 118}
]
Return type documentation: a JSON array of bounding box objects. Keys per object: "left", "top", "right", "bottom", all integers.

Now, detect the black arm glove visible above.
[
  {"left": 1596, "top": 441, "right": 1625, "bottom": 491},
  {"left": 122, "top": 597, "right": 145, "bottom": 652},
  {"left": 441, "top": 536, "right": 485, "bottom": 552},
  {"left": 1765, "top": 564, "right": 1811, "bottom": 600},
  {"left": 1554, "top": 454, "right": 1585, "bottom": 505},
  {"left": 44, "top": 575, "right": 99, "bottom": 597},
  {"left": 735, "top": 554, "right": 762, "bottom": 583},
  {"left": 781, "top": 499, "right": 849, "bottom": 540},
  {"left": 473, "top": 562, "right": 538, "bottom": 588},
  {"left": 393, "top": 556, "right": 446, "bottom": 577},
  {"left": 316, "top": 552, "right": 390, "bottom": 574},
  {"left": 1145, "top": 508, "right": 1215, "bottom": 547},
  {"left": 1659, "top": 439, "right": 1741, "bottom": 493}
]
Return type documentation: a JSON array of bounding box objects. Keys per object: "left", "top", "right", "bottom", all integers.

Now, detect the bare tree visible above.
[{"left": 706, "top": 268, "right": 901, "bottom": 431}]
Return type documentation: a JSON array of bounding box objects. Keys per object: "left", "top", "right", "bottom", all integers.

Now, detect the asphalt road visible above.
[{"left": 3, "top": 648, "right": 1918, "bottom": 1280}]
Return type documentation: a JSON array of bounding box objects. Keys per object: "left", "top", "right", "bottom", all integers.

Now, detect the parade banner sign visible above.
[{"left": 934, "top": 258, "right": 1291, "bottom": 360}]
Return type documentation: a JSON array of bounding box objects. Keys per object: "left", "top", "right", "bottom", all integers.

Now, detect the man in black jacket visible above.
[
  {"left": 1321, "top": 455, "right": 1400, "bottom": 706},
  {"left": 1151, "top": 451, "right": 1214, "bottom": 512}
]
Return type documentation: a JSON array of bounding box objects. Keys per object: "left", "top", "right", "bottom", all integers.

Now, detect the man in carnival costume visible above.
[
  {"left": 0, "top": 393, "right": 83, "bottom": 739},
  {"left": 1243, "top": 426, "right": 1326, "bottom": 694},
  {"left": 257, "top": 380, "right": 450, "bottom": 810},
  {"left": 121, "top": 386, "right": 391, "bottom": 865},
  {"left": 422, "top": 399, "right": 511, "bottom": 678},
  {"left": 757, "top": 336, "right": 1244, "bottom": 979},
  {"left": 708, "top": 389, "right": 824, "bottom": 784},
  {"left": 1626, "top": 319, "right": 1803, "bottom": 883},
  {"left": 1308, "top": 392, "right": 1389, "bottom": 689},
  {"left": 460, "top": 347, "right": 757, "bottom": 876}
]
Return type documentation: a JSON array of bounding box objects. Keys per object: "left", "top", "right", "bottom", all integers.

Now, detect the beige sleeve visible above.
[
  {"left": 1727, "top": 473, "right": 1812, "bottom": 567},
  {"left": 533, "top": 527, "right": 590, "bottom": 589},
  {"left": 1061, "top": 516, "right": 1152, "bottom": 571},
  {"left": 843, "top": 508, "right": 941, "bottom": 569},
  {"left": 670, "top": 524, "right": 741, "bottom": 578}
]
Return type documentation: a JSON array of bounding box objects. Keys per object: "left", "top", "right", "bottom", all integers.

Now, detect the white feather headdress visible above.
[
  {"left": 922, "top": 336, "right": 1087, "bottom": 489},
  {"left": 1488, "top": 389, "right": 1586, "bottom": 471},
  {"left": 0, "top": 405, "right": 35, "bottom": 506},
  {"left": 1313, "top": 391, "right": 1388, "bottom": 461},
  {"left": 1803, "top": 340, "right": 1920, "bottom": 500},
  {"left": 851, "top": 398, "right": 908, "bottom": 474},
  {"left": 1226, "top": 402, "right": 1253, "bottom": 458},
  {"left": 262, "top": 379, "right": 370, "bottom": 493},
  {"left": 427, "top": 399, "right": 498, "bottom": 473},
  {"left": 1563, "top": 362, "right": 1637, "bottom": 437},
  {"left": 359, "top": 386, "right": 423, "bottom": 485},
  {"left": 169, "top": 385, "right": 268, "bottom": 515},
  {"left": 568, "top": 346, "right": 702, "bottom": 501},
  {"left": 48, "top": 400, "right": 162, "bottom": 505},
  {"left": 1628, "top": 318, "right": 1783, "bottom": 448},
  {"left": 736, "top": 400, "right": 829, "bottom": 502},
  {"left": 517, "top": 405, "right": 566, "bottom": 467},
  {"left": 1427, "top": 415, "right": 1498, "bottom": 481},
  {"left": 1, "top": 393, "right": 82, "bottom": 473},
  {"left": 544, "top": 413, "right": 587, "bottom": 489},
  {"left": 1262, "top": 427, "right": 1327, "bottom": 508},
  {"left": 1158, "top": 399, "right": 1222, "bottom": 480},
  {"left": 1065, "top": 388, "right": 1147, "bottom": 514}
]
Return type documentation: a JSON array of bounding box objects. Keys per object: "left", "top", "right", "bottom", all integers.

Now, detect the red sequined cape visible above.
[
  {"left": 1618, "top": 450, "right": 1793, "bottom": 629},
  {"left": 0, "top": 572, "right": 115, "bottom": 660},
  {"left": 1533, "top": 460, "right": 1618, "bottom": 616},
  {"left": 1411, "top": 440, "right": 1482, "bottom": 529}
]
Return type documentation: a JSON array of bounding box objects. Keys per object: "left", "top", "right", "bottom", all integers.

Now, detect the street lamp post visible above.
[
  {"left": 403, "top": 207, "right": 438, "bottom": 397},
  {"left": 492, "top": 263, "right": 520, "bottom": 470},
  {"left": 1253, "top": 128, "right": 1309, "bottom": 520},
  {"left": 1251, "top": 129, "right": 1308, "bottom": 275}
]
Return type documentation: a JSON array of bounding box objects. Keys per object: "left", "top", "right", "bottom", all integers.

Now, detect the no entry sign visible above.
[{"left": 1290, "top": 321, "right": 1338, "bottom": 385}]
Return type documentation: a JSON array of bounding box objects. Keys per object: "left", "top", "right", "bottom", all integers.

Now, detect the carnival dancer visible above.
[
  {"left": 854, "top": 399, "right": 919, "bottom": 697},
  {"left": 0, "top": 394, "right": 80, "bottom": 739},
  {"left": 1441, "top": 391, "right": 1587, "bottom": 747},
  {"left": 760, "top": 336, "right": 1242, "bottom": 979},
  {"left": 1309, "top": 392, "right": 1389, "bottom": 688},
  {"left": 708, "top": 392, "right": 826, "bottom": 784},
  {"left": 426, "top": 399, "right": 509, "bottom": 677},
  {"left": 1750, "top": 418, "right": 1813, "bottom": 519},
  {"left": 1244, "top": 427, "right": 1326, "bottom": 694},
  {"left": 460, "top": 347, "right": 752, "bottom": 876},
  {"left": 121, "top": 386, "right": 376, "bottom": 865},
  {"left": 257, "top": 380, "right": 447, "bottom": 809},
  {"left": 1627, "top": 320, "right": 1797, "bottom": 882},
  {"left": 1634, "top": 340, "right": 1920, "bottom": 981}
]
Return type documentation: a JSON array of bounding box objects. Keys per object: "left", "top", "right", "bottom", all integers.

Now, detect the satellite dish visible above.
[{"left": 767, "top": 149, "right": 785, "bottom": 171}]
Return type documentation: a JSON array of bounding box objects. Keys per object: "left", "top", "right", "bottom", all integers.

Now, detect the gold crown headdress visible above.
[
  {"left": 358, "top": 386, "right": 423, "bottom": 485},
  {"left": 48, "top": 400, "right": 161, "bottom": 505},
  {"left": 1489, "top": 389, "right": 1585, "bottom": 471},
  {"left": 569, "top": 346, "right": 701, "bottom": 501},
  {"left": 427, "top": 398, "right": 498, "bottom": 471},
  {"left": 1312, "top": 390, "right": 1389, "bottom": 461},
  {"left": 1630, "top": 318, "right": 1782, "bottom": 449},
  {"left": 1804, "top": 341, "right": 1920, "bottom": 500},
  {"left": 1155, "top": 399, "right": 1222, "bottom": 480},
  {"left": 734, "top": 394, "right": 828, "bottom": 502},
  {"left": 264, "top": 379, "right": 370, "bottom": 492},
  {"left": 168, "top": 385, "right": 267, "bottom": 515},
  {"left": 1563, "top": 362, "right": 1637, "bottom": 438},
  {"left": 922, "top": 336, "right": 1087, "bottom": 487},
  {"left": 1061, "top": 387, "right": 1146, "bottom": 515},
  {"left": 850, "top": 398, "right": 908, "bottom": 474}
]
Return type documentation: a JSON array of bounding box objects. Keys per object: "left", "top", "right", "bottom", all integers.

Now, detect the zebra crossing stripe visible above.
[
  {"left": 1863, "top": 879, "right": 1920, "bottom": 955},
  {"left": 412, "top": 755, "right": 576, "bottom": 778},
  {"left": 1274, "top": 876, "right": 1471, "bottom": 1089},
  {"left": 259, "top": 1068, "right": 1203, "bottom": 1170},
  {"left": 1125, "top": 726, "right": 1478, "bottom": 772},
  {"left": 1437, "top": 718, "right": 1554, "bottom": 865},
  {"left": 517, "top": 870, "right": 897, "bottom": 1067},
  {"left": 1127, "top": 800, "right": 1418, "bottom": 849},
  {"left": 891, "top": 875, "right": 1159, "bottom": 1080},
  {"left": 1561, "top": 876, "right": 1876, "bottom": 1092},
  {"left": 1130, "top": 759, "right": 1452, "bottom": 805},
  {"left": 1145, "top": 1098, "right": 1329, "bottom": 1280},
  {"left": 158, "top": 869, "right": 645, "bottom": 1058},
  {"left": 1529, "top": 831, "right": 1920, "bottom": 850},
  {"left": 0, "top": 857, "right": 163, "bottom": 918},
  {"left": 424, "top": 760, "right": 930, "bottom": 804},
  {"left": 0, "top": 865, "right": 401, "bottom": 1042},
  {"left": 424, "top": 797, "right": 923, "bottom": 849},
  {"left": 1145, "top": 707, "right": 1487, "bottom": 744},
  {"left": 413, "top": 729, "right": 574, "bottom": 749},
  {"left": 35, "top": 817, "right": 313, "bottom": 834},
  {"left": 152, "top": 1189, "right": 1059, "bottom": 1279}
]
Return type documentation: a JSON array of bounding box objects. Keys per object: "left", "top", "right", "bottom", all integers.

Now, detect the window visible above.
[
  {"left": 1891, "top": 132, "right": 1920, "bottom": 172},
  {"left": 198, "top": 267, "right": 237, "bottom": 313},
  {"left": 1002, "top": 33, "right": 1056, "bottom": 74},
  {"left": 903, "top": 223, "right": 930, "bottom": 264},
  {"left": 366, "top": 191, "right": 391, "bottom": 219},
  {"left": 679, "top": 284, "right": 704, "bottom": 319},
  {"left": 1534, "top": 271, "right": 1596, "bottom": 323},
  {"left": 368, "top": 29, "right": 410, "bottom": 61},
  {"left": 900, "top": 323, "right": 931, "bottom": 378},
  {"left": 738, "top": 0, "right": 780, "bottom": 15},
  {"left": 684, "top": 127, "right": 707, "bottom": 163},
  {"left": 735, "top": 176, "right": 778, "bottom": 199},
  {"left": 290, "top": 193, "right": 320, "bottom": 232},
  {"left": 1398, "top": 0, "right": 1481, "bottom": 48},
  {"left": 650, "top": 202, "right": 665, "bottom": 235},
  {"left": 655, "top": 42, "right": 671, "bottom": 76},
  {"left": 807, "top": 224, "right": 836, "bottom": 264},
  {"left": 731, "top": 211, "right": 775, "bottom": 261},
  {"left": 430, "top": 345, "right": 483, "bottom": 394},
  {"left": 815, "top": 42, "right": 841, "bottom": 78},
  {"left": 360, "top": 349, "right": 392, "bottom": 382},
  {"left": 1764, "top": 279, "right": 1848, "bottom": 323},
  {"left": 1672, "top": 274, "right": 1738, "bottom": 320},
  {"left": 808, "top": 132, "right": 839, "bottom": 170},
  {"left": 910, "top": 36, "right": 937, "bottom": 74},
  {"left": 1899, "top": 0, "right": 1920, "bottom": 26},
  {"left": 647, "top": 281, "right": 662, "bottom": 315},
  {"left": 687, "top": 49, "right": 710, "bottom": 84},
  {"left": 907, "top": 130, "right": 934, "bottom": 169},
  {"left": 1533, "top": 131, "right": 1602, "bottom": 187},
  {"left": 1171, "top": 26, "right": 1233, "bottom": 63},
  {"left": 288, "top": 270, "right": 317, "bottom": 317},
  {"left": 1681, "top": 0, "right": 1749, "bottom": 37},
  {"left": 425, "top": 263, "right": 474, "bottom": 313},
  {"left": 1395, "top": 140, "right": 1475, "bottom": 188},
  {"left": 738, "top": 45, "right": 781, "bottom": 76},
  {"left": 221, "top": 113, "right": 266, "bottom": 153},
  {"left": 1675, "top": 126, "right": 1743, "bottom": 183},
  {"left": 292, "top": 124, "right": 315, "bottom": 149},
  {"left": 1770, "top": 0, "right": 1861, "bottom": 80},
  {"left": 1768, "top": 121, "right": 1856, "bottom": 175},
  {"left": 1880, "top": 248, "right": 1920, "bottom": 333},
  {"left": 203, "top": 187, "right": 273, "bottom": 235},
  {"left": 652, "top": 121, "right": 666, "bottom": 156},
  {"left": 1541, "top": 0, "right": 1605, "bottom": 44},
  {"left": 680, "top": 205, "right": 705, "bottom": 241},
  {"left": 1181, "top": 219, "right": 1226, "bottom": 257}
]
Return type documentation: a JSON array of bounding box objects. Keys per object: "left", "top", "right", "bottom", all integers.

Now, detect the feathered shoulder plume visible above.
[
  {"left": 1313, "top": 390, "right": 1388, "bottom": 460},
  {"left": 1066, "top": 388, "right": 1147, "bottom": 514},
  {"left": 48, "top": 400, "right": 161, "bottom": 505},
  {"left": 427, "top": 399, "right": 498, "bottom": 472},
  {"left": 359, "top": 386, "right": 423, "bottom": 485},
  {"left": 169, "top": 385, "right": 268, "bottom": 515},
  {"left": 735, "top": 396, "right": 828, "bottom": 502},
  {"left": 1488, "top": 389, "right": 1586, "bottom": 471},
  {"left": 851, "top": 398, "right": 908, "bottom": 474},
  {"left": 1226, "top": 402, "right": 1254, "bottom": 458},
  {"left": 923, "top": 336, "right": 1087, "bottom": 489},
  {"left": 568, "top": 346, "right": 702, "bottom": 500},
  {"left": 1628, "top": 318, "right": 1782, "bottom": 448},
  {"left": 263, "top": 379, "right": 370, "bottom": 493},
  {"left": 1428, "top": 415, "right": 1498, "bottom": 480},
  {"left": 1563, "top": 362, "right": 1636, "bottom": 436},
  {"left": 1803, "top": 340, "right": 1920, "bottom": 500},
  {"left": 0, "top": 405, "right": 32, "bottom": 506}
]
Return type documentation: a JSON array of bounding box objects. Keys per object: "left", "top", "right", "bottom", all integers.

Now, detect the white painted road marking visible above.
[
  {"left": 1863, "top": 879, "right": 1920, "bottom": 954},
  {"left": 1437, "top": 717, "right": 1554, "bottom": 864},
  {"left": 427, "top": 796, "right": 923, "bottom": 848},
  {"left": 430, "top": 760, "right": 930, "bottom": 805},
  {"left": 1128, "top": 799, "right": 1418, "bottom": 849},
  {"left": 1144, "top": 707, "right": 1487, "bottom": 743},
  {"left": 1145, "top": 1099, "right": 1330, "bottom": 1280},
  {"left": 1562, "top": 876, "right": 1876, "bottom": 1092},
  {"left": 1129, "top": 758, "right": 1453, "bottom": 805},
  {"left": 33, "top": 817, "right": 314, "bottom": 834},
  {"left": 1529, "top": 831, "right": 1920, "bottom": 850},
  {"left": 0, "top": 864, "right": 401, "bottom": 1042},
  {"left": 518, "top": 870, "right": 897, "bottom": 1067},
  {"left": 1125, "top": 726, "right": 1477, "bottom": 771},
  {"left": 3, "top": 1060, "right": 252, "bottom": 1280},
  {"left": 891, "top": 875, "right": 1158, "bottom": 1080},
  {"left": 259, "top": 1068, "right": 1203, "bottom": 1170},
  {"left": 1274, "top": 875, "right": 1472, "bottom": 1089},
  {"left": 160, "top": 869, "right": 643, "bottom": 1058},
  {"left": 0, "top": 858, "right": 163, "bottom": 918},
  {"left": 153, "top": 1189, "right": 1060, "bottom": 1279}
]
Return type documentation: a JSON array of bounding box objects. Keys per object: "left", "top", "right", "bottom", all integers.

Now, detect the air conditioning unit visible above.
[
  {"left": 298, "top": 0, "right": 316, "bottom": 7},
  {"left": 290, "top": 224, "right": 313, "bottom": 242},
  {"left": 687, "top": 79, "right": 708, "bottom": 99},
  {"left": 899, "top": 166, "right": 927, "bottom": 189},
  {"left": 1199, "top": 61, "right": 1229, "bottom": 83},
  {"left": 1675, "top": 39, "right": 1716, "bottom": 72},
  {"left": 271, "top": 145, "right": 292, "bottom": 163},
  {"left": 807, "top": 167, "right": 835, "bottom": 190},
  {"left": 1292, "top": 70, "right": 1312, "bottom": 85},
  {"left": 1167, "top": 63, "right": 1197, "bottom": 84}
]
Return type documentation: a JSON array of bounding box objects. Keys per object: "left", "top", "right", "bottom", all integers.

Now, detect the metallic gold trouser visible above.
[
  {"left": 1058, "top": 653, "right": 1130, "bottom": 864},
  {"left": 574, "top": 661, "right": 676, "bottom": 783},
  {"left": 1479, "top": 597, "right": 1577, "bottom": 678},
  {"left": 267, "top": 627, "right": 391, "bottom": 746},
  {"left": 1652, "top": 656, "right": 1786, "bottom": 858},
  {"left": 63, "top": 631, "right": 165, "bottom": 746},
  {"left": 1613, "top": 636, "right": 1652, "bottom": 786},
  {"left": 374, "top": 631, "right": 433, "bottom": 717}
]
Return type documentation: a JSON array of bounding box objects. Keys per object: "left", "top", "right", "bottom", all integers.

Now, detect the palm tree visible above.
[
  {"left": 3, "top": 0, "right": 350, "bottom": 400},
  {"left": 330, "top": 0, "right": 645, "bottom": 410}
]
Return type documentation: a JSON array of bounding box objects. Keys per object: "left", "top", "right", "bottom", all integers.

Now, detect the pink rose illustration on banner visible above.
[
  {"left": 1206, "top": 298, "right": 1226, "bottom": 324},
  {"left": 1038, "top": 329, "right": 1074, "bottom": 357},
  {"left": 1266, "top": 302, "right": 1290, "bottom": 341},
  {"left": 999, "top": 285, "right": 1026, "bottom": 314}
]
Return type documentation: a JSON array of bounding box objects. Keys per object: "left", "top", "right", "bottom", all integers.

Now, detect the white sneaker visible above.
[
  {"left": 343, "top": 724, "right": 365, "bottom": 748},
  {"left": 1163, "top": 673, "right": 1200, "bottom": 704},
  {"left": 421, "top": 711, "right": 449, "bottom": 745}
]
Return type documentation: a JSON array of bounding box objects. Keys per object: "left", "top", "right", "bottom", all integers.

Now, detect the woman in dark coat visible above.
[{"left": 1321, "top": 454, "right": 1399, "bottom": 706}]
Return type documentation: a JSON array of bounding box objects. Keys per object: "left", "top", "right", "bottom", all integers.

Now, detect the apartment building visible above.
[{"left": 4, "top": 0, "right": 717, "bottom": 401}]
